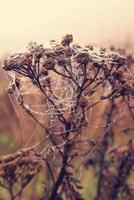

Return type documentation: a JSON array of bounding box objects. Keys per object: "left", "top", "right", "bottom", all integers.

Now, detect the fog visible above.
[{"left": 0, "top": 0, "right": 134, "bottom": 55}]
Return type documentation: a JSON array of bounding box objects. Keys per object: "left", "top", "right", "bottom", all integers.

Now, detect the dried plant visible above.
[
  {"left": 0, "top": 145, "right": 44, "bottom": 200},
  {"left": 1, "top": 35, "right": 134, "bottom": 200}
]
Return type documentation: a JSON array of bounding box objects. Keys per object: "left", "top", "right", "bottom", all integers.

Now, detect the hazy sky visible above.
[{"left": 0, "top": 0, "right": 134, "bottom": 54}]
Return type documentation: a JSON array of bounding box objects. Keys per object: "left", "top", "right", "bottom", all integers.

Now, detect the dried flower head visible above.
[
  {"left": 75, "top": 52, "right": 90, "bottom": 65},
  {"left": 43, "top": 58, "right": 55, "bottom": 70},
  {"left": 61, "top": 34, "right": 73, "bottom": 46},
  {"left": 19, "top": 53, "right": 32, "bottom": 66},
  {"left": 110, "top": 53, "right": 126, "bottom": 67}
]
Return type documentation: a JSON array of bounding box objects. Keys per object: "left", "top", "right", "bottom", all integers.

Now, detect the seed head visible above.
[
  {"left": 75, "top": 52, "right": 90, "bottom": 65},
  {"left": 61, "top": 34, "right": 73, "bottom": 46},
  {"left": 43, "top": 58, "right": 55, "bottom": 70}
]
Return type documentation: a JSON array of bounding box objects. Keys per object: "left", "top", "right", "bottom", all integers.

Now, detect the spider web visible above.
[
  {"left": 5, "top": 65, "right": 89, "bottom": 148},
  {"left": 4, "top": 47, "right": 128, "bottom": 151}
]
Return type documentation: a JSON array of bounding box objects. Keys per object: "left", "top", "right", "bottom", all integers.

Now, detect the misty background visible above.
[{"left": 0, "top": 0, "right": 134, "bottom": 56}]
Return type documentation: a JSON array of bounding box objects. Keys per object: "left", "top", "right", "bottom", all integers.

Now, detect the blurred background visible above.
[{"left": 0, "top": 0, "right": 134, "bottom": 56}]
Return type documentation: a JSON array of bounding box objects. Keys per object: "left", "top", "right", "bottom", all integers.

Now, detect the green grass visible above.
[
  {"left": 0, "top": 132, "right": 17, "bottom": 155},
  {"left": 81, "top": 168, "right": 97, "bottom": 200}
]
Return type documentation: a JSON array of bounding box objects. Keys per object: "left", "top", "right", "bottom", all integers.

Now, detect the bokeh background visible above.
[{"left": 0, "top": 0, "right": 134, "bottom": 56}]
